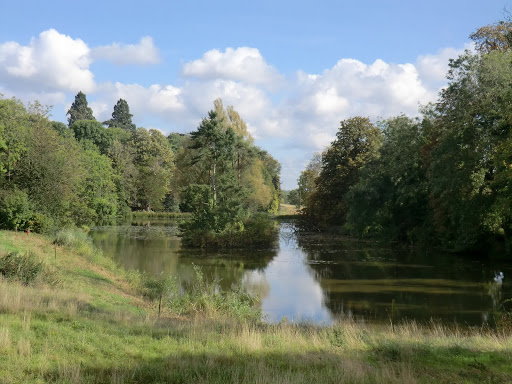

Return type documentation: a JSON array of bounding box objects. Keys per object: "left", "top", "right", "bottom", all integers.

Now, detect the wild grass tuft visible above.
[{"left": 0, "top": 251, "right": 43, "bottom": 285}]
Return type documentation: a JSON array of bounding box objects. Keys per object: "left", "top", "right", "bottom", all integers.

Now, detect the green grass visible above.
[{"left": 0, "top": 229, "right": 511, "bottom": 383}]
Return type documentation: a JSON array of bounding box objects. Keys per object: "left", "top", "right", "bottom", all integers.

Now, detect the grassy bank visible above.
[{"left": 0, "top": 230, "right": 511, "bottom": 383}]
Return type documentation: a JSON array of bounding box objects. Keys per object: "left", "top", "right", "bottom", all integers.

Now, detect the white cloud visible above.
[
  {"left": 416, "top": 44, "right": 472, "bottom": 88},
  {"left": 0, "top": 29, "right": 94, "bottom": 93},
  {"left": 92, "top": 37, "right": 161, "bottom": 66},
  {"left": 182, "top": 47, "right": 284, "bottom": 90},
  {"left": 0, "top": 29, "right": 466, "bottom": 189}
]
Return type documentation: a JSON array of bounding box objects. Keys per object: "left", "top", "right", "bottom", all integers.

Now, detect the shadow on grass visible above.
[{"left": 39, "top": 343, "right": 512, "bottom": 384}]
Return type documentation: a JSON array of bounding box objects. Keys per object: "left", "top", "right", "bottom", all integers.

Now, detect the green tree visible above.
[
  {"left": 71, "top": 120, "right": 114, "bottom": 155},
  {"left": 0, "top": 97, "right": 30, "bottom": 183},
  {"left": 103, "top": 99, "right": 136, "bottom": 131},
  {"left": 131, "top": 128, "right": 174, "bottom": 211},
  {"left": 190, "top": 110, "right": 236, "bottom": 205},
  {"left": 66, "top": 91, "right": 95, "bottom": 127},
  {"left": 426, "top": 49, "right": 512, "bottom": 250},
  {"left": 298, "top": 152, "right": 322, "bottom": 209},
  {"left": 15, "top": 112, "right": 83, "bottom": 226},
  {"left": 305, "top": 117, "right": 382, "bottom": 227},
  {"left": 72, "top": 147, "right": 119, "bottom": 225},
  {"left": 345, "top": 116, "right": 429, "bottom": 242}
]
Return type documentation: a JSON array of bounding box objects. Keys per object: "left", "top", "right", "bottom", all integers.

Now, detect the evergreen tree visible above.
[
  {"left": 103, "top": 99, "right": 136, "bottom": 131},
  {"left": 66, "top": 91, "right": 95, "bottom": 127}
]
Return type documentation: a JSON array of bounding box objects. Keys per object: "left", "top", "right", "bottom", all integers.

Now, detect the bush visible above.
[
  {"left": 139, "top": 273, "right": 174, "bottom": 317},
  {"left": 0, "top": 188, "right": 33, "bottom": 231},
  {"left": 28, "top": 212, "right": 55, "bottom": 234},
  {"left": 181, "top": 214, "right": 277, "bottom": 248},
  {"left": 53, "top": 228, "right": 95, "bottom": 256},
  {"left": 0, "top": 251, "right": 43, "bottom": 285},
  {"left": 168, "top": 265, "right": 261, "bottom": 321}
]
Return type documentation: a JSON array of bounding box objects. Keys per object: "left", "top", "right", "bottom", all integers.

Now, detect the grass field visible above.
[{"left": 0, "top": 230, "right": 511, "bottom": 383}]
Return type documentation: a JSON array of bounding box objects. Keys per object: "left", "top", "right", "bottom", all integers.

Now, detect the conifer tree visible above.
[
  {"left": 103, "top": 99, "right": 136, "bottom": 131},
  {"left": 66, "top": 91, "right": 95, "bottom": 127}
]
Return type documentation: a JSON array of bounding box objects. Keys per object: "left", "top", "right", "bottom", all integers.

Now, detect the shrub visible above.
[
  {"left": 181, "top": 214, "right": 277, "bottom": 248},
  {"left": 28, "top": 212, "right": 55, "bottom": 234},
  {"left": 53, "top": 228, "right": 95, "bottom": 256},
  {"left": 0, "top": 251, "right": 43, "bottom": 285},
  {"left": 0, "top": 188, "right": 33, "bottom": 231},
  {"left": 139, "top": 273, "right": 174, "bottom": 317},
  {"left": 168, "top": 265, "right": 261, "bottom": 321}
]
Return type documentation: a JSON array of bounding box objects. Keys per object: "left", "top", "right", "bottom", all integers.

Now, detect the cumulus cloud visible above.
[
  {"left": 92, "top": 37, "right": 161, "bottom": 65},
  {"left": 182, "top": 47, "right": 284, "bottom": 90},
  {"left": 0, "top": 29, "right": 466, "bottom": 188},
  {"left": 0, "top": 29, "right": 94, "bottom": 93},
  {"left": 416, "top": 44, "right": 472, "bottom": 88}
]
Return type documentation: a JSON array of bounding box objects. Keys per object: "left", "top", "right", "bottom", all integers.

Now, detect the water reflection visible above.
[
  {"left": 91, "top": 221, "right": 512, "bottom": 326},
  {"left": 297, "top": 231, "right": 512, "bottom": 325}
]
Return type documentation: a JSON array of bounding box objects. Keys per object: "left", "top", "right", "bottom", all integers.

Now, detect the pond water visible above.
[{"left": 91, "top": 220, "right": 512, "bottom": 326}]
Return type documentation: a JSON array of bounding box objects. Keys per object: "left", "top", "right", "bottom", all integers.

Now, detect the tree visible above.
[
  {"left": 72, "top": 147, "right": 119, "bottom": 226},
  {"left": 131, "top": 128, "right": 174, "bottom": 211},
  {"left": 67, "top": 91, "right": 95, "bottom": 127},
  {"left": 345, "top": 116, "right": 429, "bottom": 242},
  {"left": 51, "top": 121, "right": 73, "bottom": 138},
  {"left": 190, "top": 110, "right": 235, "bottom": 205},
  {"left": 0, "top": 97, "right": 29, "bottom": 183},
  {"left": 71, "top": 120, "right": 114, "bottom": 155},
  {"left": 298, "top": 152, "right": 322, "bottom": 208},
  {"left": 426, "top": 49, "right": 512, "bottom": 250},
  {"left": 470, "top": 21, "right": 512, "bottom": 54},
  {"left": 103, "top": 99, "right": 136, "bottom": 131},
  {"left": 304, "top": 117, "right": 382, "bottom": 227}
]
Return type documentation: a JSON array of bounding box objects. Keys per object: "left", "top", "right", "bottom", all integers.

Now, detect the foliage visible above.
[
  {"left": 66, "top": 91, "right": 95, "bottom": 127},
  {"left": 345, "top": 116, "right": 429, "bottom": 242},
  {"left": 298, "top": 152, "right": 322, "bottom": 208},
  {"left": 71, "top": 119, "right": 114, "bottom": 155},
  {"left": 0, "top": 97, "right": 29, "bottom": 183},
  {"left": 103, "top": 98, "right": 136, "bottom": 131},
  {"left": 50, "top": 121, "right": 72, "bottom": 138},
  {"left": 303, "top": 117, "right": 382, "bottom": 227},
  {"left": 130, "top": 128, "right": 174, "bottom": 211},
  {"left": 73, "top": 148, "right": 119, "bottom": 226},
  {"left": 0, "top": 251, "right": 43, "bottom": 285},
  {"left": 0, "top": 188, "right": 32, "bottom": 231},
  {"left": 169, "top": 264, "right": 261, "bottom": 320},
  {"left": 139, "top": 273, "right": 174, "bottom": 316},
  {"left": 470, "top": 21, "right": 512, "bottom": 54},
  {"left": 426, "top": 50, "right": 512, "bottom": 251},
  {"left": 53, "top": 228, "right": 95, "bottom": 255}
]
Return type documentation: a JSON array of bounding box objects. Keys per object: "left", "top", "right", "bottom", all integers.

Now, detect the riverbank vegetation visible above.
[
  {"left": 294, "top": 20, "right": 512, "bottom": 254},
  {"left": 0, "top": 93, "right": 280, "bottom": 247},
  {"left": 0, "top": 230, "right": 511, "bottom": 383}
]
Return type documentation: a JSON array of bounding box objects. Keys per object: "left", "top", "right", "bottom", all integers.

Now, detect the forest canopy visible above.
[
  {"left": 0, "top": 95, "right": 281, "bottom": 242},
  {"left": 295, "top": 20, "right": 512, "bottom": 254}
]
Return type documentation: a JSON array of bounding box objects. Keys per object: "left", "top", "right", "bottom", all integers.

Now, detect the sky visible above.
[{"left": 0, "top": 0, "right": 510, "bottom": 189}]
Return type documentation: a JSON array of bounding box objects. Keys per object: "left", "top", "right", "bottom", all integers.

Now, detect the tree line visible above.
[
  {"left": 0, "top": 93, "right": 280, "bottom": 237},
  {"left": 293, "top": 21, "right": 512, "bottom": 254}
]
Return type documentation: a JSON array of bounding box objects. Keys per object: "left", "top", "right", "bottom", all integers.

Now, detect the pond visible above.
[{"left": 91, "top": 220, "right": 512, "bottom": 326}]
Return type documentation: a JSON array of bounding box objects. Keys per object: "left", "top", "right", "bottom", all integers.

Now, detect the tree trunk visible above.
[{"left": 212, "top": 161, "right": 217, "bottom": 205}]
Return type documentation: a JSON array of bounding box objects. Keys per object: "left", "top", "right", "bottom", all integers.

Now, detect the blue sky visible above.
[{"left": 0, "top": 1, "right": 510, "bottom": 189}]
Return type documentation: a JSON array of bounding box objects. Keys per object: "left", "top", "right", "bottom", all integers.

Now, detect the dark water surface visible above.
[{"left": 91, "top": 220, "right": 512, "bottom": 325}]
